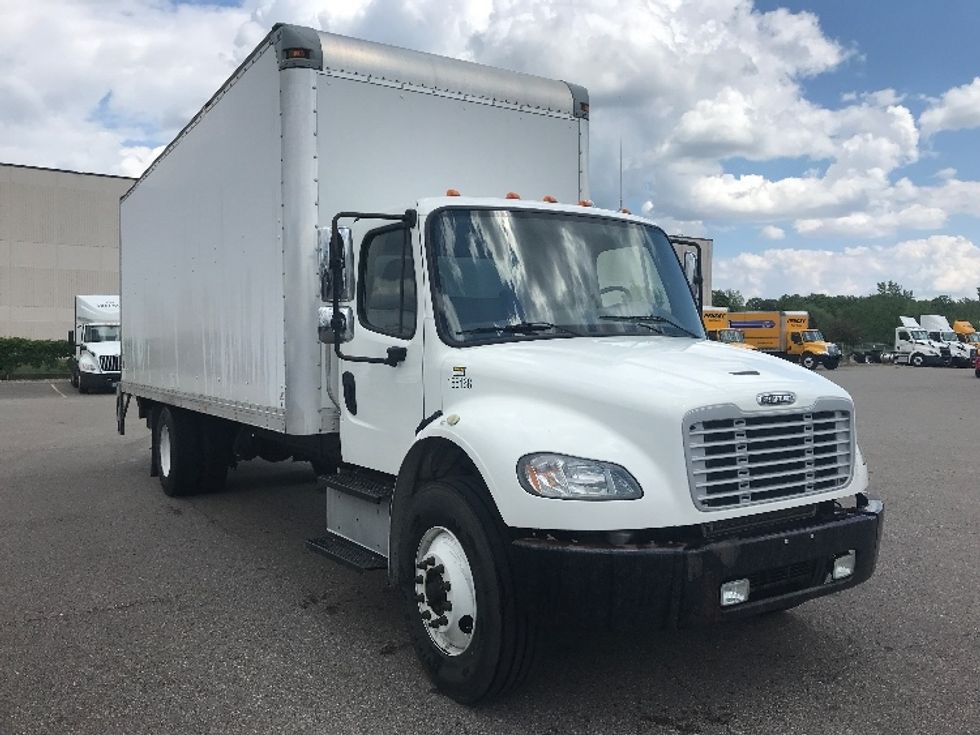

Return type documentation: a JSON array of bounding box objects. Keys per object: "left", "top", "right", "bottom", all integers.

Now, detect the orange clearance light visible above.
[
  {"left": 285, "top": 48, "right": 310, "bottom": 59},
  {"left": 446, "top": 188, "right": 461, "bottom": 196},
  {"left": 542, "top": 195, "right": 558, "bottom": 203},
  {"left": 505, "top": 191, "right": 521, "bottom": 199},
  {"left": 619, "top": 207, "right": 632, "bottom": 214},
  {"left": 578, "top": 199, "right": 594, "bottom": 207}
]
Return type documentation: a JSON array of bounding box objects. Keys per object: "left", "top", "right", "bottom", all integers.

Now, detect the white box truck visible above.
[
  {"left": 116, "top": 24, "right": 883, "bottom": 703},
  {"left": 69, "top": 294, "right": 121, "bottom": 393}
]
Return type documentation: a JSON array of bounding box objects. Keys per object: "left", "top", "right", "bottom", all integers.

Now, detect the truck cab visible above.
[
  {"left": 785, "top": 326, "right": 840, "bottom": 369},
  {"left": 894, "top": 321, "right": 945, "bottom": 367},
  {"left": 70, "top": 295, "right": 121, "bottom": 392},
  {"left": 921, "top": 315, "right": 974, "bottom": 367},
  {"left": 701, "top": 308, "right": 756, "bottom": 349}
]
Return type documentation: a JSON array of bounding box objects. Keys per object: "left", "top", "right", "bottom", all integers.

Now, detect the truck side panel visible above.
[
  {"left": 120, "top": 44, "right": 287, "bottom": 430},
  {"left": 316, "top": 75, "right": 582, "bottom": 215}
]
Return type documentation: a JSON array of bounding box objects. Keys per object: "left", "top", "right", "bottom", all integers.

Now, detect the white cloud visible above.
[
  {"left": 715, "top": 235, "right": 980, "bottom": 298},
  {"left": 761, "top": 225, "right": 785, "bottom": 240},
  {"left": 920, "top": 77, "right": 980, "bottom": 137},
  {"left": 0, "top": 0, "right": 977, "bottom": 254}
]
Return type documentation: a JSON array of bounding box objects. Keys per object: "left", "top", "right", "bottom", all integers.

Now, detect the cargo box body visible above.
[{"left": 120, "top": 26, "right": 588, "bottom": 435}]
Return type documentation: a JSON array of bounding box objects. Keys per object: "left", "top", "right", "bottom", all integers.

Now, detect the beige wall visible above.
[{"left": 0, "top": 164, "right": 133, "bottom": 339}]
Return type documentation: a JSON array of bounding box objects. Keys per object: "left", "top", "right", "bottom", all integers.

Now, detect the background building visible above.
[{"left": 0, "top": 163, "right": 133, "bottom": 339}]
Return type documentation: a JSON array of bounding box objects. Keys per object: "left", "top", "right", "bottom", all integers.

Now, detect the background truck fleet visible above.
[{"left": 115, "top": 24, "right": 883, "bottom": 703}]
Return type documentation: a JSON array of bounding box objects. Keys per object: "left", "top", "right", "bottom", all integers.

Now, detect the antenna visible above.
[{"left": 618, "top": 139, "right": 623, "bottom": 210}]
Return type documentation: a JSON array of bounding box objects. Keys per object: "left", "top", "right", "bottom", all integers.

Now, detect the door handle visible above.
[{"left": 385, "top": 346, "right": 408, "bottom": 366}]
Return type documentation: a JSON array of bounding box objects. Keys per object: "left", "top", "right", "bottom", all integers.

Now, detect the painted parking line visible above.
[{"left": 50, "top": 383, "right": 68, "bottom": 398}]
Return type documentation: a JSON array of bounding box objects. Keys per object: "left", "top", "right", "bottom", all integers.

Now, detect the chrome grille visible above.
[
  {"left": 685, "top": 402, "right": 853, "bottom": 510},
  {"left": 99, "top": 355, "right": 121, "bottom": 373}
]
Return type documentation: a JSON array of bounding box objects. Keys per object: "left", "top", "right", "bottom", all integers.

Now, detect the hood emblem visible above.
[{"left": 757, "top": 391, "right": 796, "bottom": 407}]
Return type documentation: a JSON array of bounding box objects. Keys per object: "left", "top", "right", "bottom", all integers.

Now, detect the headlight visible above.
[
  {"left": 517, "top": 453, "right": 643, "bottom": 500},
  {"left": 79, "top": 354, "right": 100, "bottom": 373}
]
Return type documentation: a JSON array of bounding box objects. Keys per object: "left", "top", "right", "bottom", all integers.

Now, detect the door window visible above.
[{"left": 358, "top": 226, "right": 416, "bottom": 339}]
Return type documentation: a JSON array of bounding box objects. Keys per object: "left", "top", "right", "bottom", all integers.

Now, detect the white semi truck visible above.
[
  {"left": 69, "top": 294, "right": 121, "bottom": 393},
  {"left": 893, "top": 316, "right": 948, "bottom": 367},
  {"left": 116, "top": 24, "right": 883, "bottom": 703},
  {"left": 920, "top": 314, "right": 974, "bottom": 367}
]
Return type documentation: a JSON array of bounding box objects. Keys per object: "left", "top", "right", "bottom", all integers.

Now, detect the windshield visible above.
[
  {"left": 968, "top": 333, "right": 980, "bottom": 343},
  {"left": 428, "top": 208, "right": 704, "bottom": 345},
  {"left": 83, "top": 325, "right": 120, "bottom": 343},
  {"left": 718, "top": 328, "right": 745, "bottom": 343},
  {"left": 801, "top": 329, "right": 824, "bottom": 342},
  {"left": 909, "top": 329, "right": 927, "bottom": 341},
  {"left": 941, "top": 331, "right": 957, "bottom": 342}
]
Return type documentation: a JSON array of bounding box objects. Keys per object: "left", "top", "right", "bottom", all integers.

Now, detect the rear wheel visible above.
[
  {"left": 824, "top": 358, "right": 840, "bottom": 371},
  {"left": 400, "top": 478, "right": 535, "bottom": 704},
  {"left": 155, "top": 407, "right": 227, "bottom": 496}
]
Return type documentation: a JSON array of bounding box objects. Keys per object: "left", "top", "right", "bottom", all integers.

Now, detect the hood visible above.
[
  {"left": 804, "top": 340, "right": 839, "bottom": 356},
  {"left": 82, "top": 341, "right": 121, "bottom": 358},
  {"left": 441, "top": 336, "right": 849, "bottom": 417}
]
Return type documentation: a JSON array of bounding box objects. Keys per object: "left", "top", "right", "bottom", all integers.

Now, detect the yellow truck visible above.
[
  {"left": 701, "top": 307, "right": 757, "bottom": 350},
  {"left": 727, "top": 310, "right": 841, "bottom": 369},
  {"left": 953, "top": 320, "right": 980, "bottom": 350}
]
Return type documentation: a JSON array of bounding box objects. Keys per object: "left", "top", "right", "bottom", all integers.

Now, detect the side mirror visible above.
[
  {"left": 681, "top": 247, "right": 703, "bottom": 310},
  {"left": 319, "top": 226, "right": 354, "bottom": 302},
  {"left": 68, "top": 330, "right": 74, "bottom": 347},
  {"left": 318, "top": 305, "right": 354, "bottom": 343}
]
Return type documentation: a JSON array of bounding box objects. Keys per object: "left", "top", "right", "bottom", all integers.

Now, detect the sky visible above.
[{"left": 2, "top": 0, "right": 980, "bottom": 299}]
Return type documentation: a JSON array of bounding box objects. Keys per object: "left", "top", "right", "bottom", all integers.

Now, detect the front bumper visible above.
[
  {"left": 79, "top": 371, "right": 121, "bottom": 391},
  {"left": 510, "top": 497, "right": 883, "bottom": 629}
]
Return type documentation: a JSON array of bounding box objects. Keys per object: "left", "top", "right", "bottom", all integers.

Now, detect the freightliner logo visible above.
[{"left": 757, "top": 391, "right": 796, "bottom": 406}]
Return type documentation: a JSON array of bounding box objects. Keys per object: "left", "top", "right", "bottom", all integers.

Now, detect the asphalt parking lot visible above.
[{"left": 1, "top": 366, "right": 978, "bottom": 735}]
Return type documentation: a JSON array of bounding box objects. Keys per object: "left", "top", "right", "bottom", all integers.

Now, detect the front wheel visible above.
[
  {"left": 400, "top": 478, "right": 535, "bottom": 704},
  {"left": 824, "top": 358, "right": 840, "bottom": 371},
  {"left": 800, "top": 353, "right": 817, "bottom": 370},
  {"left": 910, "top": 353, "right": 925, "bottom": 368}
]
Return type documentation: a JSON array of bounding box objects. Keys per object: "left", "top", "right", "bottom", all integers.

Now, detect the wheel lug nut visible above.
[
  {"left": 428, "top": 615, "right": 448, "bottom": 628},
  {"left": 414, "top": 575, "right": 423, "bottom": 584},
  {"left": 421, "top": 610, "right": 431, "bottom": 620}
]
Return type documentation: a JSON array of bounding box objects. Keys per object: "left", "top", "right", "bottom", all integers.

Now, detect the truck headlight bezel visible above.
[
  {"left": 78, "top": 354, "right": 101, "bottom": 373},
  {"left": 517, "top": 453, "right": 643, "bottom": 500}
]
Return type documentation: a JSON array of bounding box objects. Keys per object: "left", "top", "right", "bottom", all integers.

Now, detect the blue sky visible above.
[{"left": 2, "top": 1, "right": 980, "bottom": 298}]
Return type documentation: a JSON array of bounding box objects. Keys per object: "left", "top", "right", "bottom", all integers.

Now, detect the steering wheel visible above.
[{"left": 600, "top": 285, "right": 632, "bottom": 302}]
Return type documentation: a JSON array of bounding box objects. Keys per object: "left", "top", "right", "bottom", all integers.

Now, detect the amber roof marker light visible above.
[{"left": 285, "top": 48, "right": 311, "bottom": 59}]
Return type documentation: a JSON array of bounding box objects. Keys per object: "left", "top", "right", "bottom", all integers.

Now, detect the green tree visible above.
[{"left": 711, "top": 289, "right": 745, "bottom": 311}]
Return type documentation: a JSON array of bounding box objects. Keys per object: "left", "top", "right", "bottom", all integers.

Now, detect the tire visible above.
[
  {"left": 864, "top": 354, "right": 873, "bottom": 364},
  {"left": 70, "top": 368, "right": 79, "bottom": 388},
  {"left": 824, "top": 358, "right": 840, "bottom": 371},
  {"left": 399, "top": 478, "right": 536, "bottom": 704},
  {"left": 155, "top": 407, "right": 208, "bottom": 497},
  {"left": 800, "top": 353, "right": 817, "bottom": 370},
  {"left": 910, "top": 353, "right": 925, "bottom": 368},
  {"left": 975, "top": 368, "right": 980, "bottom": 378}
]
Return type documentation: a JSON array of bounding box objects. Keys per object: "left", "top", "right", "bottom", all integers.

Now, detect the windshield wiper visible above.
[
  {"left": 457, "top": 321, "right": 582, "bottom": 337},
  {"left": 598, "top": 314, "right": 700, "bottom": 339}
]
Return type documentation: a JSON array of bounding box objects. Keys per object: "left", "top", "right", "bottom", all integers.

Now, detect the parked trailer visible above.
[{"left": 116, "top": 24, "right": 883, "bottom": 703}]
